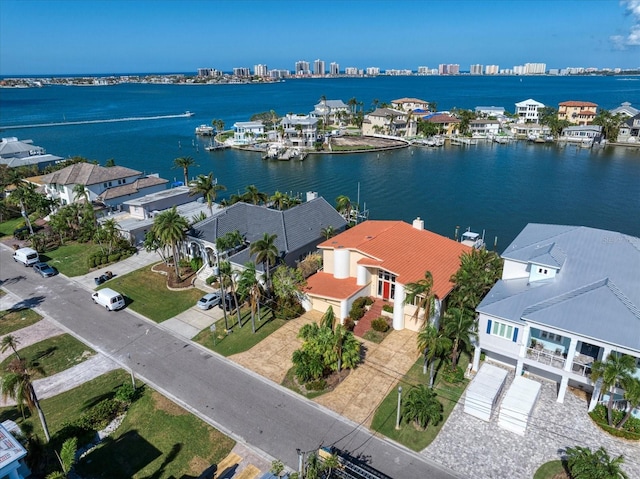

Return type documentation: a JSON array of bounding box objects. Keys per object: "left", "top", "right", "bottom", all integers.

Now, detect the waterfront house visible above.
[
  {"left": 557, "top": 101, "right": 598, "bottom": 125},
  {"left": 362, "top": 108, "right": 417, "bottom": 137},
  {"left": 0, "top": 422, "right": 30, "bottom": 479},
  {"left": 475, "top": 106, "right": 506, "bottom": 118},
  {"left": 391, "top": 98, "right": 431, "bottom": 112},
  {"left": 515, "top": 99, "right": 545, "bottom": 124},
  {"left": 511, "top": 123, "right": 551, "bottom": 140},
  {"left": 187, "top": 194, "right": 346, "bottom": 279},
  {"left": 310, "top": 99, "right": 350, "bottom": 126},
  {"left": 304, "top": 219, "right": 470, "bottom": 331},
  {"left": 558, "top": 125, "right": 603, "bottom": 144},
  {"left": 610, "top": 101, "right": 639, "bottom": 118},
  {"left": 0, "top": 137, "right": 63, "bottom": 170},
  {"left": 232, "top": 121, "right": 265, "bottom": 145},
  {"left": 472, "top": 224, "right": 640, "bottom": 405},
  {"left": 615, "top": 113, "right": 640, "bottom": 144},
  {"left": 280, "top": 114, "right": 319, "bottom": 148},
  {"left": 40, "top": 163, "right": 167, "bottom": 214},
  {"left": 469, "top": 119, "right": 501, "bottom": 138},
  {"left": 421, "top": 113, "right": 461, "bottom": 136}
]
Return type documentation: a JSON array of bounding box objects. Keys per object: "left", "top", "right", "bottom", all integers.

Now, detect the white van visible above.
[
  {"left": 92, "top": 288, "right": 125, "bottom": 311},
  {"left": 13, "top": 247, "right": 40, "bottom": 267}
]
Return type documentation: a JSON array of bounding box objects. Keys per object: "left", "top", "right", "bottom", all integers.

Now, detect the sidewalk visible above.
[{"left": 73, "top": 248, "right": 162, "bottom": 290}]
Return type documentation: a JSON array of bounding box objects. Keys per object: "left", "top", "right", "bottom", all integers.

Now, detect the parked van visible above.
[
  {"left": 13, "top": 247, "right": 40, "bottom": 267},
  {"left": 92, "top": 288, "right": 125, "bottom": 311}
]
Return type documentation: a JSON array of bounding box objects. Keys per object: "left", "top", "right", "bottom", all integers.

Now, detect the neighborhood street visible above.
[{"left": 0, "top": 247, "right": 462, "bottom": 479}]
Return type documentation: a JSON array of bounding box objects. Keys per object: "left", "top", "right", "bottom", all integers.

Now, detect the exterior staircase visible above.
[{"left": 353, "top": 299, "right": 387, "bottom": 337}]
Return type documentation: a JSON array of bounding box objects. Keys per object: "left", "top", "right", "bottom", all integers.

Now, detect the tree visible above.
[
  {"left": 593, "top": 110, "right": 626, "bottom": 141},
  {"left": 320, "top": 225, "right": 335, "bottom": 239},
  {"left": 335, "top": 195, "right": 351, "bottom": 218},
  {"left": 47, "top": 437, "right": 78, "bottom": 479},
  {"left": 448, "top": 248, "right": 503, "bottom": 315},
  {"left": 617, "top": 377, "right": 640, "bottom": 430},
  {"left": 152, "top": 207, "right": 188, "bottom": 279},
  {"left": 442, "top": 306, "right": 477, "bottom": 368},
  {"left": 401, "top": 384, "right": 443, "bottom": 430},
  {"left": 320, "top": 306, "right": 336, "bottom": 330},
  {"left": 189, "top": 172, "right": 226, "bottom": 215},
  {"left": 242, "top": 184, "right": 268, "bottom": 205},
  {"left": 219, "top": 260, "right": 242, "bottom": 328},
  {"left": 238, "top": 262, "right": 263, "bottom": 334},
  {"left": 1, "top": 358, "right": 51, "bottom": 442},
  {"left": 7, "top": 180, "right": 39, "bottom": 235},
  {"left": 271, "top": 265, "right": 306, "bottom": 318},
  {"left": 250, "top": 233, "right": 278, "bottom": 291},
  {"left": 0, "top": 335, "right": 22, "bottom": 360},
  {"left": 590, "top": 353, "right": 636, "bottom": 426},
  {"left": 173, "top": 156, "right": 197, "bottom": 186},
  {"left": 565, "top": 446, "right": 628, "bottom": 479},
  {"left": 416, "top": 323, "right": 451, "bottom": 387},
  {"left": 270, "top": 190, "right": 287, "bottom": 210},
  {"left": 404, "top": 271, "right": 436, "bottom": 325},
  {"left": 94, "top": 218, "right": 120, "bottom": 256}
]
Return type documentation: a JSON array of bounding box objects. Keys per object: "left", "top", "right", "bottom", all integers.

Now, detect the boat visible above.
[
  {"left": 493, "top": 136, "right": 510, "bottom": 144},
  {"left": 184, "top": 111, "right": 195, "bottom": 117},
  {"left": 460, "top": 228, "right": 485, "bottom": 249},
  {"left": 195, "top": 124, "right": 214, "bottom": 136},
  {"left": 204, "top": 139, "right": 228, "bottom": 151}
]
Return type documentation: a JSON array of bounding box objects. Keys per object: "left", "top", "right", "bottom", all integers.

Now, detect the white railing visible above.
[{"left": 526, "top": 347, "right": 566, "bottom": 369}]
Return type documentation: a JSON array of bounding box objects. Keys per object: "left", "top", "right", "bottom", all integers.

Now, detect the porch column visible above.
[
  {"left": 518, "top": 324, "right": 531, "bottom": 359},
  {"left": 392, "top": 283, "right": 405, "bottom": 330},
  {"left": 472, "top": 346, "right": 482, "bottom": 372},
  {"left": 339, "top": 299, "right": 348, "bottom": 323},
  {"left": 601, "top": 346, "right": 612, "bottom": 362},
  {"left": 516, "top": 358, "right": 524, "bottom": 376},
  {"left": 564, "top": 337, "right": 579, "bottom": 372},
  {"left": 557, "top": 376, "right": 569, "bottom": 403}
]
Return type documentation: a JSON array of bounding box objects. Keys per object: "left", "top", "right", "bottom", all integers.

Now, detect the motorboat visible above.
[
  {"left": 460, "top": 228, "right": 485, "bottom": 249},
  {"left": 195, "top": 124, "right": 215, "bottom": 135}
]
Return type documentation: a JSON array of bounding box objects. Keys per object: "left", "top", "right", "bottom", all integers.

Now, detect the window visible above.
[{"left": 486, "top": 319, "right": 519, "bottom": 343}]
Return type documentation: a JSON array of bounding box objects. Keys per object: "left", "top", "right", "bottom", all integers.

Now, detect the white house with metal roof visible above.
[
  {"left": 473, "top": 224, "right": 640, "bottom": 405},
  {"left": 0, "top": 137, "right": 63, "bottom": 170},
  {"left": 232, "top": 121, "right": 265, "bottom": 145},
  {"left": 515, "top": 98, "right": 545, "bottom": 124}
]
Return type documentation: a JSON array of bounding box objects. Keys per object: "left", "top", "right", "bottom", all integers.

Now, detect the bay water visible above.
[{"left": 1, "top": 75, "right": 639, "bottom": 249}]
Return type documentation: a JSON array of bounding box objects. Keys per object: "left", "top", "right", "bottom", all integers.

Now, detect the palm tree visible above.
[
  {"left": 449, "top": 248, "right": 503, "bottom": 314},
  {"left": 270, "top": 190, "right": 287, "bottom": 210},
  {"left": 416, "top": 323, "right": 451, "bottom": 387},
  {"left": 320, "top": 306, "right": 336, "bottom": 330},
  {"left": 335, "top": 195, "right": 351, "bottom": 218},
  {"left": 94, "top": 218, "right": 120, "bottom": 255},
  {"left": 250, "top": 233, "right": 279, "bottom": 291},
  {"left": 591, "top": 353, "right": 636, "bottom": 426},
  {"left": 242, "top": 185, "right": 268, "bottom": 205},
  {"left": 152, "top": 207, "right": 188, "bottom": 279},
  {"left": 565, "top": 446, "right": 628, "bottom": 479},
  {"left": 320, "top": 225, "right": 335, "bottom": 239},
  {"left": 7, "top": 180, "right": 38, "bottom": 235},
  {"left": 219, "top": 260, "right": 242, "bottom": 328},
  {"left": 238, "top": 262, "right": 262, "bottom": 334},
  {"left": 617, "top": 377, "right": 640, "bottom": 430},
  {"left": 0, "top": 335, "right": 22, "bottom": 360},
  {"left": 1, "top": 358, "right": 51, "bottom": 442},
  {"left": 189, "top": 172, "right": 226, "bottom": 215},
  {"left": 404, "top": 271, "right": 436, "bottom": 325},
  {"left": 593, "top": 110, "right": 626, "bottom": 141},
  {"left": 442, "top": 307, "right": 477, "bottom": 369},
  {"left": 401, "top": 384, "right": 443, "bottom": 430},
  {"left": 173, "top": 156, "right": 197, "bottom": 186},
  {"left": 47, "top": 437, "right": 78, "bottom": 479}
]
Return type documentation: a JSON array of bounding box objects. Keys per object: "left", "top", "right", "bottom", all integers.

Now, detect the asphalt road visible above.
[{"left": 1, "top": 248, "right": 462, "bottom": 479}]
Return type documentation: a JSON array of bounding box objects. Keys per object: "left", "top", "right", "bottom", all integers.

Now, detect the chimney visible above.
[
  {"left": 412, "top": 217, "right": 424, "bottom": 230},
  {"left": 306, "top": 191, "right": 318, "bottom": 202}
]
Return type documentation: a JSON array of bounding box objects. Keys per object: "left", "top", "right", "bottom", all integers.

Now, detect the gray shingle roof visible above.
[
  {"left": 478, "top": 224, "right": 640, "bottom": 351},
  {"left": 40, "top": 163, "right": 141, "bottom": 186}
]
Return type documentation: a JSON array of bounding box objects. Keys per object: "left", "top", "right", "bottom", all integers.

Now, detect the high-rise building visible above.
[
  {"left": 366, "top": 67, "right": 380, "bottom": 76},
  {"left": 329, "top": 62, "right": 339, "bottom": 75},
  {"left": 344, "top": 67, "right": 360, "bottom": 75},
  {"left": 233, "top": 67, "right": 251, "bottom": 77},
  {"left": 525, "top": 63, "right": 546, "bottom": 74},
  {"left": 197, "top": 68, "right": 214, "bottom": 77},
  {"left": 295, "top": 60, "right": 310, "bottom": 76},
  {"left": 438, "top": 64, "right": 460, "bottom": 75},
  {"left": 313, "top": 59, "right": 326, "bottom": 76},
  {"left": 485, "top": 65, "right": 499, "bottom": 75},
  {"left": 470, "top": 64, "right": 483, "bottom": 75},
  {"left": 417, "top": 66, "right": 430, "bottom": 75},
  {"left": 253, "top": 64, "right": 268, "bottom": 77}
]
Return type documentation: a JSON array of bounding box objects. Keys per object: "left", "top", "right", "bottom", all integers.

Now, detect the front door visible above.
[{"left": 382, "top": 281, "right": 390, "bottom": 300}]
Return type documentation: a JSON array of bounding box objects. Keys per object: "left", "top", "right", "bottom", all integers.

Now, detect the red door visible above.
[{"left": 382, "top": 281, "right": 390, "bottom": 299}]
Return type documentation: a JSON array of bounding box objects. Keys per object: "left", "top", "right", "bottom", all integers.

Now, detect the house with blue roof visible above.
[{"left": 473, "top": 224, "right": 640, "bottom": 406}]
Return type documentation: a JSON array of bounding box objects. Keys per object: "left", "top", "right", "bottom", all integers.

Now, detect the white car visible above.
[{"left": 197, "top": 293, "right": 221, "bottom": 310}]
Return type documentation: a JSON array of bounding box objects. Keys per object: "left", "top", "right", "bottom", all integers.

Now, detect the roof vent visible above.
[{"left": 412, "top": 217, "right": 424, "bottom": 230}]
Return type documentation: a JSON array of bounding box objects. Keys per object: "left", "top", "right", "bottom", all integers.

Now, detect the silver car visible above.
[{"left": 197, "top": 293, "right": 221, "bottom": 310}]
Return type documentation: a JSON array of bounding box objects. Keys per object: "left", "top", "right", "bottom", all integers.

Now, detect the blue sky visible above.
[{"left": 1, "top": 0, "right": 639, "bottom": 75}]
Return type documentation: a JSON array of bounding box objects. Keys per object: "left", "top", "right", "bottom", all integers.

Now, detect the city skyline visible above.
[{"left": 1, "top": 0, "right": 640, "bottom": 76}]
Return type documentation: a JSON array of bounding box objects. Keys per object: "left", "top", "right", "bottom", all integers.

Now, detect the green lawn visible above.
[
  {"left": 0, "top": 308, "right": 42, "bottom": 335},
  {"left": 533, "top": 460, "right": 567, "bottom": 479},
  {"left": 0, "top": 369, "right": 235, "bottom": 479},
  {"left": 0, "top": 217, "right": 26, "bottom": 238},
  {"left": 99, "top": 265, "right": 203, "bottom": 322},
  {"left": 0, "top": 334, "right": 94, "bottom": 378},
  {"left": 193, "top": 306, "right": 286, "bottom": 356},
  {"left": 39, "top": 242, "right": 103, "bottom": 277},
  {"left": 370, "top": 354, "right": 470, "bottom": 451}
]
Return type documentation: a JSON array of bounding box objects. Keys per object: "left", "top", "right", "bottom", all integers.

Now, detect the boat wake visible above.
[{"left": 0, "top": 111, "right": 194, "bottom": 130}]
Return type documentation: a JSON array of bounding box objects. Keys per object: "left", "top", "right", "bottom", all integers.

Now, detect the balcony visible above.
[{"left": 526, "top": 347, "right": 566, "bottom": 369}]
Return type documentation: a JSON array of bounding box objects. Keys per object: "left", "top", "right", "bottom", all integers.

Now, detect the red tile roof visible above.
[
  {"left": 425, "top": 114, "right": 460, "bottom": 124},
  {"left": 318, "top": 221, "right": 471, "bottom": 298},
  {"left": 304, "top": 272, "right": 366, "bottom": 300},
  {"left": 559, "top": 101, "right": 598, "bottom": 107}
]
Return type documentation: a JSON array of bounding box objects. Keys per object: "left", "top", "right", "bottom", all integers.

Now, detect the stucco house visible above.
[
  {"left": 473, "top": 224, "right": 640, "bottom": 406},
  {"left": 515, "top": 99, "right": 545, "bottom": 124},
  {"left": 310, "top": 99, "right": 350, "bottom": 125},
  {"left": 421, "top": 113, "right": 461, "bottom": 136},
  {"left": 0, "top": 137, "right": 63, "bottom": 170},
  {"left": 280, "top": 114, "right": 319, "bottom": 148},
  {"left": 40, "top": 163, "right": 168, "bottom": 214},
  {"left": 391, "top": 98, "right": 431, "bottom": 112},
  {"left": 187, "top": 194, "right": 347, "bottom": 278},
  {"left": 469, "top": 119, "right": 501, "bottom": 138},
  {"left": 362, "top": 108, "right": 415, "bottom": 137},
  {"left": 557, "top": 101, "right": 598, "bottom": 125},
  {"left": 233, "top": 121, "right": 265, "bottom": 145},
  {"left": 304, "top": 219, "right": 470, "bottom": 331}
]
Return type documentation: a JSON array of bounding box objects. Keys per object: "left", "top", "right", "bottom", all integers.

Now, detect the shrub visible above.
[
  {"left": 589, "top": 404, "right": 640, "bottom": 440},
  {"left": 74, "top": 398, "right": 125, "bottom": 431},
  {"left": 441, "top": 365, "right": 465, "bottom": 384},
  {"left": 100, "top": 256, "right": 108, "bottom": 265},
  {"left": 349, "top": 301, "right": 365, "bottom": 321},
  {"left": 108, "top": 253, "right": 120, "bottom": 263},
  {"left": 190, "top": 257, "right": 203, "bottom": 271},
  {"left": 205, "top": 275, "right": 217, "bottom": 285},
  {"left": 371, "top": 317, "right": 389, "bottom": 332},
  {"left": 305, "top": 379, "right": 327, "bottom": 391},
  {"left": 343, "top": 317, "right": 355, "bottom": 331},
  {"left": 352, "top": 296, "right": 373, "bottom": 310},
  {"left": 115, "top": 383, "right": 137, "bottom": 404},
  {"left": 382, "top": 304, "right": 393, "bottom": 313}
]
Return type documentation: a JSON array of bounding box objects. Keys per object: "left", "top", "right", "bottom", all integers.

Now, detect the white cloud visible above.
[{"left": 612, "top": 0, "right": 640, "bottom": 48}]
